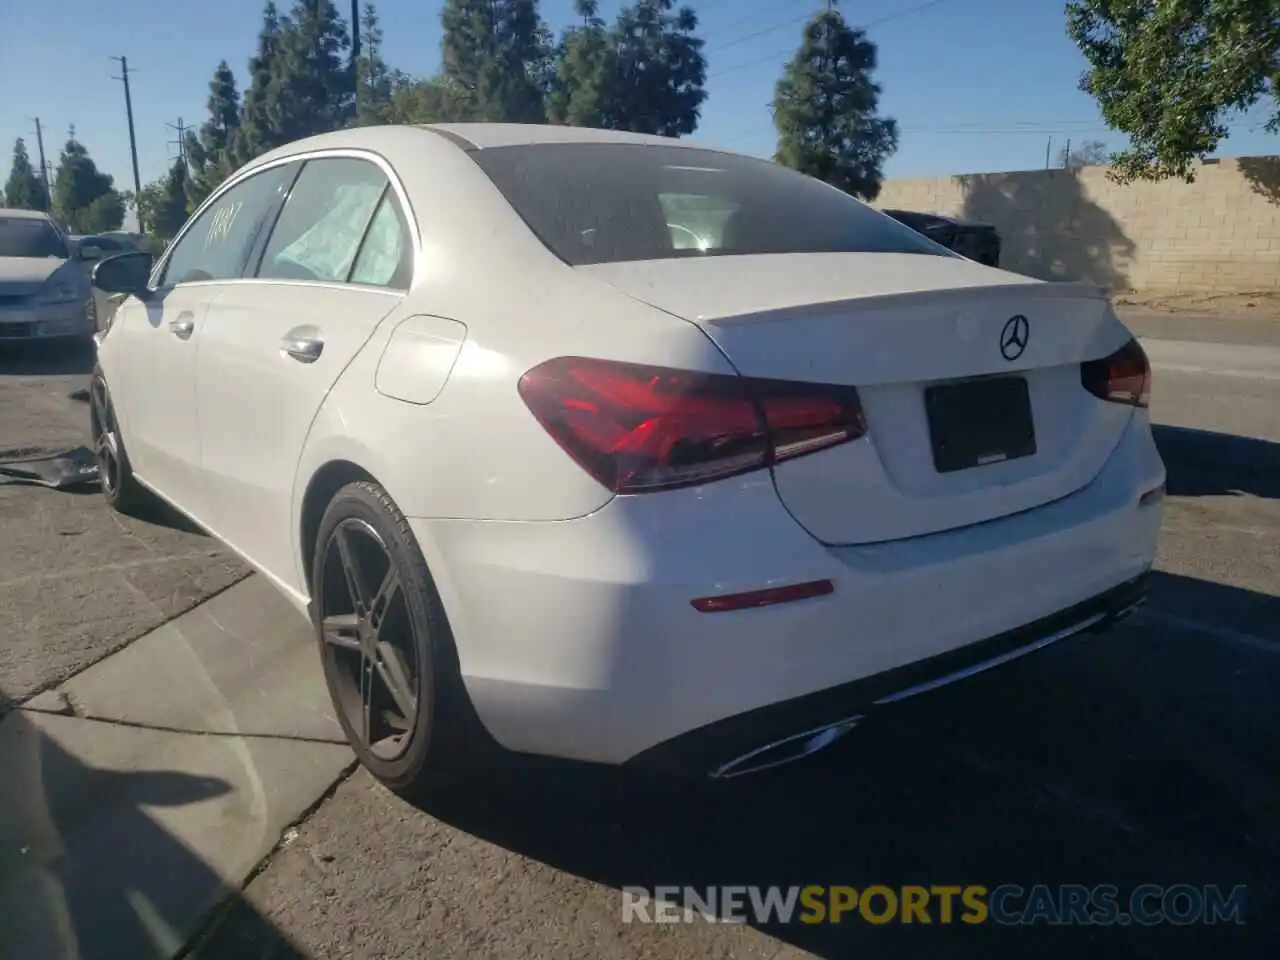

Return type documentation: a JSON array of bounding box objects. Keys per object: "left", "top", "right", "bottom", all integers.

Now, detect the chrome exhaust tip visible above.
[{"left": 709, "top": 716, "right": 863, "bottom": 780}]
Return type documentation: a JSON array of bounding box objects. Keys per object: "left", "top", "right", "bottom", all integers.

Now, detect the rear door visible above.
[{"left": 195, "top": 155, "right": 413, "bottom": 587}]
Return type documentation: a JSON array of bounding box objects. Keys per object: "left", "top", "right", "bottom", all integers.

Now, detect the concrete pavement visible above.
[{"left": 0, "top": 577, "right": 352, "bottom": 960}]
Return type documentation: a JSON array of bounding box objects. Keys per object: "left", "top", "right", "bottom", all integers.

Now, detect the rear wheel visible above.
[
  {"left": 311, "top": 480, "right": 491, "bottom": 797},
  {"left": 89, "top": 367, "right": 148, "bottom": 514}
]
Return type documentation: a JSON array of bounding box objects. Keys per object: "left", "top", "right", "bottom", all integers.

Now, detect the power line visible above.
[
  {"left": 716, "top": 120, "right": 1111, "bottom": 148},
  {"left": 706, "top": 10, "right": 819, "bottom": 55},
  {"left": 709, "top": 0, "right": 954, "bottom": 79}
]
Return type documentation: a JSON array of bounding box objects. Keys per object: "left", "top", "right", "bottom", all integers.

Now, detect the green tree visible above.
[
  {"left": 270, "top": 0, "right": 355, "bottom": 141},
  {"left": 1067, "top": 0, "right": 1280, "bottom": 183},
  {"left": 386, "top": 75, "right": 473, "bottom": 124},
  {"left": 185, "top": 61, "right": 242, "bottom": 211},
  {"left": 548, "top": 0, "right": 707, "bottom": 136},
  {"left": 441, "top": 0, "right": 549, "bottom": 122},
  {"left": 232, "top": 1, "right": 287, "bottom": 165},
  {"left": 4, "top": 138, "right": 49, "bottom": 210},
  {"left": 136, "top": 158, "right": 191, "bottom": 241},
  {"left": 546, "top": 0, "right": 610, "bottom": 126},
  {"left": 772, "top": 2, "right": 897, "bottom": 201},
  {"left": 51, "top": 132, "right": 125, "bottom": 233},
  {"left": 603, "top": 0, "right": 706, "bottom": 135},
  {"left": 355, "top": 2, "right": 408, "bottom": 125}
]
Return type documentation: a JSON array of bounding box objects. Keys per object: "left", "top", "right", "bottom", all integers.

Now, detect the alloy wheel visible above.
[
  {"left": 89, "top": 377, "right": 120, "bottom": 497},
  {"left": 317, "top": 518, "right": 422, "bottom": 760}
]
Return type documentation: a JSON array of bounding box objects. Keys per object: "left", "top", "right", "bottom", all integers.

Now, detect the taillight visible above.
[
  {"left": 1081, "top": 338, "right": 1151, "bottom": 408},
  {"left": 517, "top": 357, "right": 867, "bottom": 494}
]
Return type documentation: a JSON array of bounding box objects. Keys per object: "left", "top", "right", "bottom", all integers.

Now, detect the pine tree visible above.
[
  {"left": 4, "top": 138, "right": 49, "bottom": 210},
  {"left": 185, "top": 61, "right": 242, "bottom": 211},
  {"left": 233, "top": 1, "right": 286, "bottom": 165},
  {"left": 137, "top": 158, "right": 191, "bottom": 241},
  {"left": 606, "top": 0, "right": 706, "bottom": 135},
  {"left": 441, "top": 0, "right": 549, "bottom": 122},
  {"left": 51, "top": 132, "right": 125, "bottom": 233},
  {"left": 546, "top": 0, "right": 609, "bottom": 127},
  {"left": 355, "top": 2, "right": 406, "bottom": 125},
  {"left": 270, "top": 0, "right": 355, "bottom": 142},
  {"left": 548, "top": 0, "right": 706, "bottom": 135},
  {"left": 772, "top": 2, "right": 897, "bottom": 201},
  {"left": 386, "top": 75, "right": 473, "bottom": 124}
]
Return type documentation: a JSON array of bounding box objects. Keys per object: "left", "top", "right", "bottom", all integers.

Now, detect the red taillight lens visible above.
[
  {"left": 1081, "top": 338, "right": 1151, "bottom": 408},
  {"left": 518, "top": 357, "right": 867, "bottom": 493}
]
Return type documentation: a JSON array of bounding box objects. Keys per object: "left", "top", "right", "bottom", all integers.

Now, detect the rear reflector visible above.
[
  {"left": 692, "top": 579, "right": 834, "bottom": 613},
  {"left": 1081, "top": 338, "right": 1151, "bottom": 408},
  {"left": 518, "top": 357, "right": 866, "bottom": 494}
]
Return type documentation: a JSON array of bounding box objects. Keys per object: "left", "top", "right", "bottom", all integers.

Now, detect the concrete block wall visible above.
[{"left": 873, "top": 156, "right": 1280, "bottom": 294}]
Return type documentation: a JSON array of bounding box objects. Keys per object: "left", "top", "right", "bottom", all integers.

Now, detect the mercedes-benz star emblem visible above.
[{"left": 1000, "top": 315, "right": 1029, "bottom": 361}]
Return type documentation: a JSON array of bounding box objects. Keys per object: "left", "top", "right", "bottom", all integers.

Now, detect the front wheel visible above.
[
  {"left": 89, "top": 367, "right": 148, "bottom": 514},
  {"left": 311, "top": 480, "right": 492, "bottom": 797}
]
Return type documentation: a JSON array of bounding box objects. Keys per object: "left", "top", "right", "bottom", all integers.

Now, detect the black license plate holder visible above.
[{"left": 925, "top": 375, "right": 1036, "bottom": 473}]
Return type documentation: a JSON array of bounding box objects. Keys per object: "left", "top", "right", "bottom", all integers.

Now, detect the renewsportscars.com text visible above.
[{"left": 621, "top": 884, "right": 1249, "bottom": 927}]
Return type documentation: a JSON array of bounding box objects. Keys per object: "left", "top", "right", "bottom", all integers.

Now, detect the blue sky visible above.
[{"left": 3, "top": 0, "right": 1276, "bottom": 203}]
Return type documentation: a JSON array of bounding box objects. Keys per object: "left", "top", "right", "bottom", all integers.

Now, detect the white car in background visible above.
[
  {"left": 88, "top": 124, "right": 1164, "bottom": 795},
  {"left": 0, "top": 209, "right": 97, "bottom": 343}
]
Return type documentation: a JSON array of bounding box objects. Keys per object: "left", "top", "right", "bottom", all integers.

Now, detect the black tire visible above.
[
  {"left": 89, "top": 366, "right": 149, "bottom": 515},
  {"left": 311, "top": 480, "right": 493, "bottom": 797}
]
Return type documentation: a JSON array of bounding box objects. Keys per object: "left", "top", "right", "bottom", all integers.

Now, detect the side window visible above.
[
  {"left": 349, "top": 193, "right": 412, "bottom": 289},
  {"left": 160, "top": 165, "right": 294, "bottom": 286},
  {"left": 256, "top": 158, "right": 387, "bottom": 284}
]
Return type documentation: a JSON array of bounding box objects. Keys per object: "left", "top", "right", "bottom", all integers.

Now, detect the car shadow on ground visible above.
[
  {"left": 0, "top": 340, "right": 96, "bottom": 378},
  {"left": 416, "top": 568, "right": 1278, "bottom": 958},
  {"left": 1154, "top": 425, "right": 1280, "bottom": 500},
  {"left": 0, "top": 688, "right": 310, "bottom": 960}
]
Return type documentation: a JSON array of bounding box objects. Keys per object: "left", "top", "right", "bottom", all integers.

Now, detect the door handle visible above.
[
  {"left": 281, "top": 333, "right": 324, "bottom": 363},
  {"left": 169, "top": 313, "right": 195, "bottom": 340}
]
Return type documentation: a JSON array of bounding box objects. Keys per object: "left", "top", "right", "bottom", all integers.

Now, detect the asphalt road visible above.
[
  {"left": 1, "top": 311, "right": 1277, "bottom": 959},
  {"left": 0, "top": 342, "right": 249, "bottom": 721}
]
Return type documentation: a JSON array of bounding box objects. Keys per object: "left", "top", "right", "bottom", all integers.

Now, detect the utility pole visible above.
[
  {"left": 166, "top": 117, "right": 189, "bottom": 165},
  {"left": 1062, "top": 138, "right": 1072, "bottom": 169},
  {"left": 351, "top": 0, "right": 361, "bottom": 61},
  {"left": 1044, "top": 136, "right": 1051, "bottom": 170},
  {"left": 31, "top": 117, "right": 51, "bottom": 210},
  {"left": 110, "top": 56, "right": 144, "bottom": 231}
]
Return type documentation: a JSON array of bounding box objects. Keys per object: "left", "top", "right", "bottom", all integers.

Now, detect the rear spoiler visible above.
[{"left": 707, "top": 279, "right": 1113, "bottom": 329}]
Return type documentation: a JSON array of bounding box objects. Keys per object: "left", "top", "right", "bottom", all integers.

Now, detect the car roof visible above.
[
  {"left": 240, "top": 123, "right": 734, "bottom": 175},
  {"left": 420, "top": 123, "right": 728, "bottom": 152},
  {"left": 0, "top": 208, "right": 55, "bottom": 221}
]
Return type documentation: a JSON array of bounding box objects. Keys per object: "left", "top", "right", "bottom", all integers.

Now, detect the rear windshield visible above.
[
  {"left": 469, "top": 143, "right": 953, "bottom": 267},
  {"left": 0, "top": 216, "right": 70, "bottom": 259}
]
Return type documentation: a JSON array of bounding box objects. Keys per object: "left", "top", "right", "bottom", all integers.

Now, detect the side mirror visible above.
[
  {"left": 92, "top": 251, "right": 155, "bottom": 300},
  {"left": 78, "top": 243, "right": 105, "bottom": 262}
]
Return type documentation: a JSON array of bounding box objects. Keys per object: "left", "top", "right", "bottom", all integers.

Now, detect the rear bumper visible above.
[
  {"left": 0, "top": 302, "right": 94, "bottom": 340},
  {"left": 409, "top": 412, "right": 1165, "bottom": 767},
  {"left": 628, "top": 571, "right": 1148, "bottom": 776}
]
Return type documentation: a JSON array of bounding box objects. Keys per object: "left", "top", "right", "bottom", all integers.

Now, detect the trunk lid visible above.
[{"left": 578, "top": 253, "right": 1136, "bottom": 544}]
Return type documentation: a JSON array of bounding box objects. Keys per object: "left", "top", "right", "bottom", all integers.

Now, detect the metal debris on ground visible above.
[{"left": 0, "top": 445, "right": 100, "bottom": 489}]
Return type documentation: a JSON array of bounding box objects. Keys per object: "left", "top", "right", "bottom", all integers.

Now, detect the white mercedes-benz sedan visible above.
[{"left": 88, "top": 123, "right": 1164, "bottom": 794}]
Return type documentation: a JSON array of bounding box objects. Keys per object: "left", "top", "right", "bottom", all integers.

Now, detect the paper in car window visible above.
[{"left": 275, "top": 183, "right": 382, "bottom": 281}]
